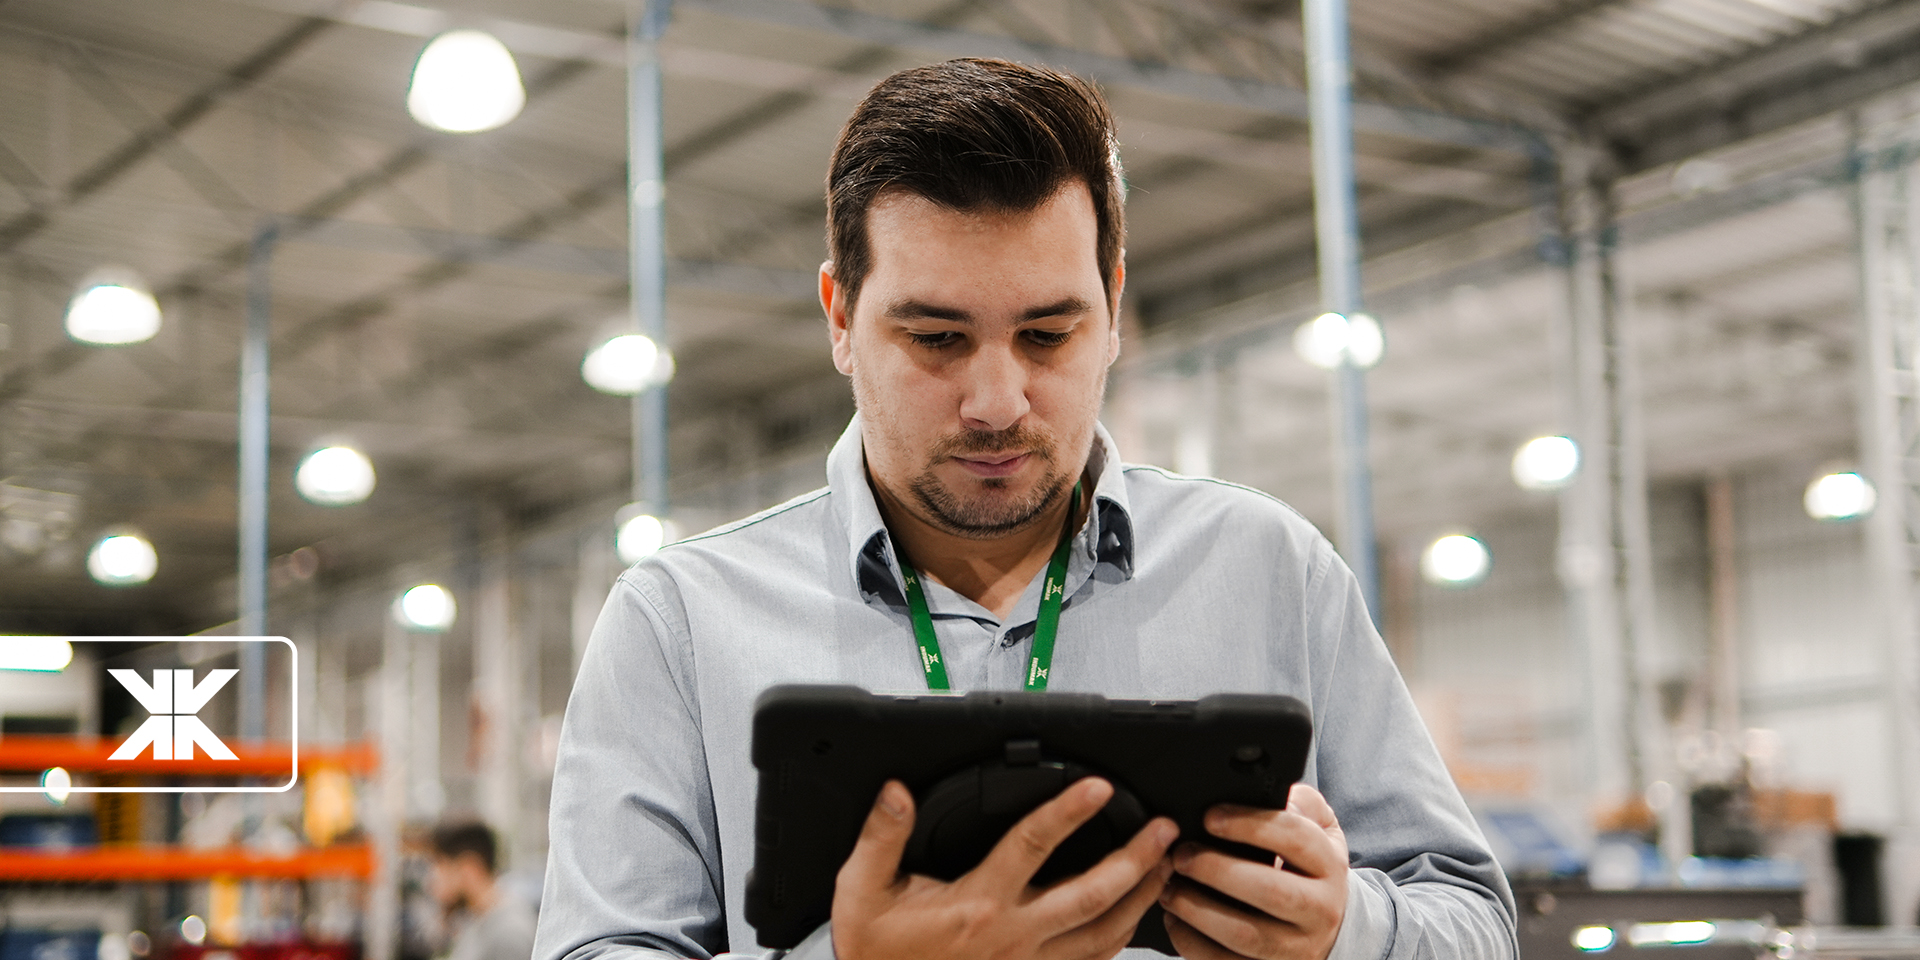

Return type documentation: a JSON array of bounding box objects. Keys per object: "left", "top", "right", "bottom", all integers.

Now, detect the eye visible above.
[
  {"left": 906, "top": 331, "right": 961, "bottom": 348},
  {"left": 1024, "top": 329, "right": 1071, "bottom": 347}
]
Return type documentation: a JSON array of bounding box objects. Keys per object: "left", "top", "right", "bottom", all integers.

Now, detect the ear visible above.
[
  {"left": 1105, "top": 261, "right": 1126, "bottom": 365},
  {"left": 822, "top": 261, "right": 855, "bottom": 376}
]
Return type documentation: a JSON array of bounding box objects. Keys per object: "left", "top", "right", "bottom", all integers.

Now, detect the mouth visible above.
[{"left": 951, "top": 451, "right": 1031, "bottom": 478}]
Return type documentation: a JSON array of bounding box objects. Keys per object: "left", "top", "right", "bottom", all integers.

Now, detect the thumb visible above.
[{"left": 836, "top": 780, "right": 915, "bottom": 898}]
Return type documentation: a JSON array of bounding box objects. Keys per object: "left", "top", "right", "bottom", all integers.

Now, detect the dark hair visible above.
[
  {"left": 826, "top": 58, "right": 1125, "bottom": 312},
  {"left": 431, "top": 820, "right": 497, "bottom": 874}
]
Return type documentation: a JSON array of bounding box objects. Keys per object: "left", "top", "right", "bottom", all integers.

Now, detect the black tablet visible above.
[{"left": 744, "top": 684, "right": 1313, "bottom": 955}]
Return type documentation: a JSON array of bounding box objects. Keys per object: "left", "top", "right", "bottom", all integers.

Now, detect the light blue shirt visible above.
[{"left": 534, "top": 416, "right": 1516, "bottom": 960}]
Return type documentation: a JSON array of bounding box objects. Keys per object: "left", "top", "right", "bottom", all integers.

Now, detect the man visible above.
[
  {"left": 430, "top": 820, "right": 539, "bottom": 960},
  {"left": 534, "top": 58, "right": 1515, "bottom": 960}
]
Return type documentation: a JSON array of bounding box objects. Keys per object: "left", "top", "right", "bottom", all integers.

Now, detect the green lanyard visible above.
[{"left": 899, "top": 483, "right": 1080, "bottom": 691}]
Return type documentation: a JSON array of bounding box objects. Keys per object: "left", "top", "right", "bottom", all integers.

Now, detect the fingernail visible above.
[
  {"left": 879, "top": 783, "right": 907, "bottom": 819},
  {"left": 1081, "top": 777, "right": 1113, "bottom": 803},
  {"left": 1173, "top": 844, "right": 1194, "bottom": 869},
  {"left": 1154, "top": 820, "right": 1179, "bottom": 847}
]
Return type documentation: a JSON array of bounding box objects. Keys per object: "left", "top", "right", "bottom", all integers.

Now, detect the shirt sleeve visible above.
[
  {"left": 533, "top": 573, "right": 737, "bottom": 960},
  {"left": 1303, "top": 541, "right": 1520, "bottom": 960}
]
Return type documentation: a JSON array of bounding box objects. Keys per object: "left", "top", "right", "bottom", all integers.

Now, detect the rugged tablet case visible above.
[{"left": 744, "top": 684, "right": 1313, "bottom": 955}]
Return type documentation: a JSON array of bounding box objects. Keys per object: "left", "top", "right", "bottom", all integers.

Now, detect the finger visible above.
[
  {"left": 972, "top": 776, "right": 1114, "bottom": 889},
  {"left": 1161, "top": 909, "right": 1247, "bottom": 960},
  {"left": 1203, "top": 806, "right": 1345, "bottom": 878},
  {"left": 1040, "top": 857, "right": 1173, "bottom": 960},
  {"left": 1171, "top": 845, "right": 1332, "bottom": 928},
  {"left": 835, "top": 780, "right": 915, "bottom": 898},
  {"left": 1160, "top": 876, "right": 1311, "bottom": 960},
  {"left": 1287, "top": 783, "right": 1342, "bottom": 832},
  {"left": 1030, "top": 817, "right": 1178, "bottom": 929}
]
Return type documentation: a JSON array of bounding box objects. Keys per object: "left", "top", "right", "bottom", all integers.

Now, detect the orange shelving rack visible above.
[
  {"left": 0, "top": 843, "right": 376, "bottom": 881},
  {"left": 0, "top": 735, "right": 378, "bottom": 778},
  {"left": 0, "top": 736, "right": 380, "bottom": 883}
]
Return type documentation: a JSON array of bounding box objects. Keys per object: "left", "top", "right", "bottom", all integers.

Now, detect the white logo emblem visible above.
[{"left": 106, "top": 668, "right": 240, "bottom": 761}]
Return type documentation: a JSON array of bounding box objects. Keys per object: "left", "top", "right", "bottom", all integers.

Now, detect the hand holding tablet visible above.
[
  {"left": 832, "top": 776, "right": 1178, "bottom": 960},
  {"left": 745, "top": 686, "right": 1315, "bottom": 955}
]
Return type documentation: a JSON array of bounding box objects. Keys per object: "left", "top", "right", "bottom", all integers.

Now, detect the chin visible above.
[{"left": 912, "top": 471, "right": 1069, "bottom": 538}]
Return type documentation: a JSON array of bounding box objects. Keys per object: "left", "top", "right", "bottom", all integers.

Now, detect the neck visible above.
[{"left": 877, "top": 479, "right": 1082, "bottom": 621}]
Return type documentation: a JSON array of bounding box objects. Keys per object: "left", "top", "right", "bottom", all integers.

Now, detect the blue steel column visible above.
[
  {"left": 238, "top": 221, "right": 276, "bottom": 742},
  {"left": 1303, "top": 0, "right": 1379, "bottom": 621},
  {"left": 630, "top": 0, "right": 672, "bottom": 512}
]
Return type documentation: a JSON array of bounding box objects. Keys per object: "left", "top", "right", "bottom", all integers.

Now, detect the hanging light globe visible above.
[
  {"left": 1292, "top": 312, "right": 1383, "bottom": 370},
  {"left": 1804, "top": 471, "right": 1875, "bottom": 521},
  {"left": 296, "top": 446, "right": 377, "bottom": 506},
  {"left": 66, "top": 269, "right": 162, "bottom": 345},
  {"left": 1422, "top": 534, "right": 1491, "bottom": 587},
  {"left": 88, "top": 532, "right": 158, "bottom": 586},
  {"left": 1512, "top": 436, "right": 1580, "bottom": 491},
  {"left": 406, "top": 30, "right": 526, "bottom": 133},
  {"left": 583, "top": 334, "right": 674, "bottom": 395},
  {"left": 616, "top": 513, "right": 666, "bottom": 564},
  {"left": 394, "top": 584, "right": 457, "bottom": 632}
]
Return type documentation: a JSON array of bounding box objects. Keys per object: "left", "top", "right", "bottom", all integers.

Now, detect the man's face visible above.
[
  {"left": 428, "top": 853, "right": 478, "bottom": 911},
  {"left": 824, "top": 182, "right": 1122, "bottom": 539}
]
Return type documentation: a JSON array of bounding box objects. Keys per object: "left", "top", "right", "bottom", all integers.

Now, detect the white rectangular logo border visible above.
[{"left": 0, "top": 637, "right": 299, "bottom": 794}]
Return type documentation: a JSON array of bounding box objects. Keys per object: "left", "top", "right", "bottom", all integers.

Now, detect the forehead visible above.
[{"left": 862, "top": 182, "right": 1101, "bottom": 281}]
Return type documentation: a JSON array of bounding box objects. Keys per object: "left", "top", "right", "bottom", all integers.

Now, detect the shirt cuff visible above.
[
  {"left": 1325, "top": 871, "right": 1393, "bottom": 960},
  {"left": 772, "top": 922, "right": 836, "bottom": 960}
]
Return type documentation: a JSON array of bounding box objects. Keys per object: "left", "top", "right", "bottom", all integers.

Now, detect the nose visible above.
[{"left": 958, "top": 340, "right": 1030, "bottom": 433}]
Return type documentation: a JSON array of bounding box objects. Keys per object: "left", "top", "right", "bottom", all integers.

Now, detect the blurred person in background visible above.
[{"left": 431, "top": 820, "right": 537, "bottom": 960}]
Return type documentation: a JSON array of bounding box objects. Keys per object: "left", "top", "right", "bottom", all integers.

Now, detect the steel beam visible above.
[
  {"left": 679, "top": 0, "right": 1540, "bottom": 155},
  {"left": 631, "top": 0, "right": 672, "bottom": 514},
  {"left": 1594, "top": 0, "right": 1920, "bottom": 174},
  {"left": 54, "top": 40, "right": 258, "bottom": 227},
  {"left": 1848, "top": 101, "right": 1920, "bottom": 931},
  {"left": 238, "top": 223, "right": 275, "bottom": 745},
  {"left": 0, "top": 15, "right": 331, "bottom": 253},
  {"left": 1421, "top": 0, "right": 1626, "bottom": 76},
  {"left": 1304, "top": 0, "right": 1380, "bottom": 622},
  {"left": 1555, "top": 146, "right": 1663, "bottom": 824}
]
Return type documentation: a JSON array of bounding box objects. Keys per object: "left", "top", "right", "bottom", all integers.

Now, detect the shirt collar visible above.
[{"left": 829, "top": 414, "right": 1136, "bottom": 609}]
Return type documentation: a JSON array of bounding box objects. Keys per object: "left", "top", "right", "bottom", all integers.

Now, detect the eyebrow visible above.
[{"left": 882, "top": 297, "right": 1094, "bottom": 323}]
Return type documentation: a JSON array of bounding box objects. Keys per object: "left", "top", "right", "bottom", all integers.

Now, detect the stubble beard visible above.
[{"left": 908, "top": 425, "right": 1075, "bottom": 540}]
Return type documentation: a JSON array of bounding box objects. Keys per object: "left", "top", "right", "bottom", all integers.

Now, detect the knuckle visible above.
[
  {"left": 1070, "top": 883, "right": 1111, "bottom": 921},
  {"left": 1012, "top": 823, "right": 1058, "bottom": 862}
]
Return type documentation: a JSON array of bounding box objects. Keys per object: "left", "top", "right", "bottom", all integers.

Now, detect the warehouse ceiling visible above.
[{"left": 0, "top": 0, "right": 1913, "bottom": 633}]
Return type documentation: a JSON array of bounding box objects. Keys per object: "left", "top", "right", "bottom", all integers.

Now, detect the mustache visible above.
[{"left": 929, "top": 426, "right": 1054, "bottom": 461}]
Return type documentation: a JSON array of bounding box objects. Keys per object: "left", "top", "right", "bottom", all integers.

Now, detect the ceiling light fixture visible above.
[
  {"left": 66, "top": 269, "right": 162, "bottom": 345},
  {"left": 1422, "top": 534, "right": 1491, "bottom": 587},
  {"left": 1293, "top": 312, "right": 1383, "bottom": 370},
  {"left": 1804, "top": 471, "right": 1875, "bottom": 521},
  {"left": 295, "top": 446, "right": 377, "bottom": 506},
  {"left": 616, "top": 506, "right": 677, "bottom": 564},
  {"left": 0, "top": 637, "right": 74, "bottom": 672},
  {"left": 87, "top": 532, "right": 158, "bottom": 586},
  {"left": 395, "top": 583, "right": 456, "bottom": 632},
  {"left": 583, "top": 333, "right": 675, "bottom": 395},
  {"left": 407, "top": 30, "right": 526, "bottom": 133},
  {"left": 1512, "top": 436, "right": 1580, "bottom": 491}
]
